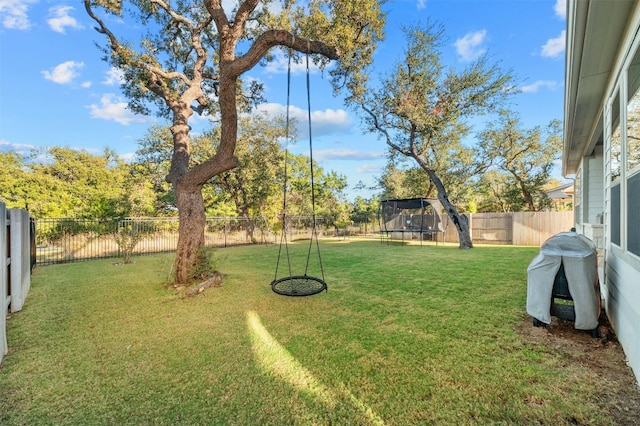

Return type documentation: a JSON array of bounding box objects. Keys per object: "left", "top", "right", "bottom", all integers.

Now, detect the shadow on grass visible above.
[{"left": 246, "top": 310, "right": 385, "bottom": 425}]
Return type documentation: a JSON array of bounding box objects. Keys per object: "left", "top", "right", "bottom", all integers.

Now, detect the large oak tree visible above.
[
  {"left": 84, "top": 0, "right": 386, "bottom": 283},
  {"left": 356, "top": 23, "right": 514, "bottom": 248}
]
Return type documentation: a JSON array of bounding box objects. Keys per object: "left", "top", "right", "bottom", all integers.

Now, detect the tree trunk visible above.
[
  {"left": 419, "top": 161, "right": 473, "bottom": 249},
  {"left": 518, "top": 178, "right": 537, "bottom": 211},
  {"left": 170, "top": 70, "right": 239, "bottom": 284},
  {"left": 174, "top": 182, "right": 206, "bottom": 283},
  {"left": 440, "top": 195, "right": 473, "bottom": 249}
]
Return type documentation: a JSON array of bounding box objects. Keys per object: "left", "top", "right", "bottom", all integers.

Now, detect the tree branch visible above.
[
  {"left": 231, "top": 0, "right": 260, "bottom": 39},
  {"left": 205, "top": 0, "right": 230, "bottom": 32},
  {"left": 231, "top": 30, "right": 340, "bottom": 77},
  {"left": 150, "top": 0, "right": 195, "bottom": 30},
  {"left": 360, "top": 102, "right": 411, "bottom": 157}
]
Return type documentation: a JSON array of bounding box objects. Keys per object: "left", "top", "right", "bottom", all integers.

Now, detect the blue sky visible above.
[{"left": 0, "top": 0, "right": 566, "bottom": 201}]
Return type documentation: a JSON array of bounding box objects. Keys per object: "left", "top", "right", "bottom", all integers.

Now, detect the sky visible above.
[{"left": 0, "top": 0, "right": 567, "bottom": 201}]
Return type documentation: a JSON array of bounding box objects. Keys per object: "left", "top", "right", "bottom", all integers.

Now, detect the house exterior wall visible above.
[
  {"left": 570, "top": 5, "right": 640, "bottom": 382},
  {"left": 604, "top": 249, "right": 640, "bottom": 381}
]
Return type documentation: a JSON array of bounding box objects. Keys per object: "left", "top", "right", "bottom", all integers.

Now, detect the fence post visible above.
[
  {"left": 223, "top": 217, "right": 227, "bottom": 248},
  {"left": 1, "top": 202, "right": 9, "bottom": 364},
  {"left": 9, "top": 209, "right": 31, "bottom": 312}
]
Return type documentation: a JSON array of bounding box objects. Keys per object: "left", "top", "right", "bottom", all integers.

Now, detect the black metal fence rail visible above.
[{"left": 33, "top": 216, "right": 371, "bottom": 266}]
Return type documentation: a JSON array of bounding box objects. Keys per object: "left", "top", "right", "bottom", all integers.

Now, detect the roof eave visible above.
[{"left": 563, "top": 0, "right": 637, "bottom": 175}]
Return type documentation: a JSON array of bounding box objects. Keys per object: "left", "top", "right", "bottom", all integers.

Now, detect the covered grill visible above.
[{"left": 526, "top": 232, "right": 601, "bottom": 333}]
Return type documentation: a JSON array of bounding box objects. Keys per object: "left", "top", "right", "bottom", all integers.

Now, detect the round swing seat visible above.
[{"left": 271, "top": 275, "right": 327, "bottom": 297}]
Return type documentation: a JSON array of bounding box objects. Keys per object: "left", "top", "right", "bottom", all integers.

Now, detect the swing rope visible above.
[
  {"left": 271, "top": 45, "right": 327, "bottom": 297},
  {"left": 303, "top": 48, "right": 325, "bottom": 280},
  {"left": 272, "top": 49, "right": 294, "bottom": 281}
]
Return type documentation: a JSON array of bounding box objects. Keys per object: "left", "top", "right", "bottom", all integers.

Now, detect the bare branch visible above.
[
  {"left": 360, "top": 102, "right": 411, "bottom": 157},
  {"left": 150, "top": 0, "right": 195, "bottom": 30}
]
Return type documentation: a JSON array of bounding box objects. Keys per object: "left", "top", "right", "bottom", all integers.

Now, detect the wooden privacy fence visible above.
[
  {"left": 1, "top": 202, "right": 33, "bottom": 365},
  {"left": 441, "top": 211, "right": 574, "bottom": 246}
]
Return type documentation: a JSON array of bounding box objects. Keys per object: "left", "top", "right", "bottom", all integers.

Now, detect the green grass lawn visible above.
[{"left": 0, "top": 240, "right": 617, "bottom": 425}]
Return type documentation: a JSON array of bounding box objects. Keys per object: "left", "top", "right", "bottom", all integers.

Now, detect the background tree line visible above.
[
  {"left": 0, "top": 114, "right": 378, "bottom": 232},
  {"left": 0, "top": 104, "right": 563, "bottom": 228}
]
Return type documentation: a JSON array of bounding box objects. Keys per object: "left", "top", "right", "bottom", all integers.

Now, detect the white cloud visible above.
[
  {"left": 313, "top": 148, "right": 385, "bottom": 161},
  {"left": 255, "top": 102, "right": 287, "bottom": 116},
  {"left": 0, "top": 0, "right": 37, "bottom": 30},
  {"left": 356, "top": 163, "right": 385, "bottom": 174},
  {"left": 255, "top": 103, "right": 352, "bottom": 138},
  {"left": 103, "top": 67, "right": 125, "bottom": 86},
  {"left": 81, "top": 81, "right": 92, "bottom": 88},
  {"left": 88, "top": 94, "right": 148, "bottom": 125},
  {"left": 554, "top": 0, "right": 566, "bottom": 20},
  {"left": 454, "top": 30, "right": 487, "bottom": 62},
  {"left": 541, "top": 30, "right": 565, "bottom": 58},
  {"left": 416, "top": 0, "right": 427, "bottom": 10},
  {"left": 47, "top": 5, "right": 82, "bottom": 33},
  {"left": 0, "top": 140, "right": 36, "bottom": 154},
  {"left": 310, "top": 108, "right": 352, "bottom": 134},
  {"left": 42, "top": 61, "right": 85, "bottom": 84},
  {"left": 520, "top": 80, "right": 559, "bottom": 93},
  {"left": 119, "top": 152, "right": 137, "bottom": 163},
  {"left": 263, "top": 49, "right": 322, "bottom": 75}
]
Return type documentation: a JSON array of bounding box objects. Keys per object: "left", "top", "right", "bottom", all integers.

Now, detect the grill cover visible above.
[{"left": 526, "top": 232, "right": 601, "bottom": 330}]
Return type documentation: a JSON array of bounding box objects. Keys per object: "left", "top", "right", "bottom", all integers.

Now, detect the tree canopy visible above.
[
  {"left": 356, "top": 22, "right": 515, "bottom": 248},
  {"left": 476, "top": 111, "right": 563, "bottom": 212},
  {"left": 84, "top": 0, "right": 387, "bottom": 283}
]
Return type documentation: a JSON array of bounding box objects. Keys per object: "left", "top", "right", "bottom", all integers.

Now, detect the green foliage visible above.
[
  {"left": 377, "top": 161, "right": 435, "bottom": 199},
  {"left": 0, "top": 137, "right": 363, "bottom": 229},
  {"left": 112, "top": 220, "right": 154, "bottom": 264},
  {"left": 350, "top": 195, "right": 379, "bottom": 225},
  {"left": 0, "top": 147, "right": 159, "bottom": 219},
  {"left": 213, "top": 113, "right": 288, "bottom": 220},
  {"left": 131, "top": 120, "right": 350, "bottom": 224},
  {"left": 1, "top": 148, "right": 114, "bottom": 218},
  {"left": 476, "top": 111, "right": 563, "bottom": 212},
  {"left": 131, "top": 125, "right": 176, "bottom": 215},
  {"left": 190, "top": 247, "right": 223, "bottom": 282}
]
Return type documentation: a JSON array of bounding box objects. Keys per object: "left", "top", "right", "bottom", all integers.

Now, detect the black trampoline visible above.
[{"left": 378, "top": 198, "right": 448, "bottom": 245}]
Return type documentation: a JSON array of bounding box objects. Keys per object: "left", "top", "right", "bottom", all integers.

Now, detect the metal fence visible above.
[
  {"left": 33, "top": 216, "right": 342, "bottom": 265},
  {"left": 33, "top": 212, "right": 572, "bottom": 265}
]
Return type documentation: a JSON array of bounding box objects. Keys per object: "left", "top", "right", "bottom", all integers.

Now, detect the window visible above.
[
  {"left": 612, "top": 92, "right": 621, "bottom": 181},
  {"left": 627, "top": 46, "right": 640, "bottom": 256},
  {"left": 610, "top": 91, "right": 621, "bottom": 246},
  {"left": 628, "top": 47, "right": 640, "bottom": 173},
  {"left": 612, "top": 183, "right": 621, "bottom": 246},
  {"left": 575, "top": 168, "right": 582, "bottom": 224},
  {"left": 628, "top": 173, "right": 640, "bottom": 255}
]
